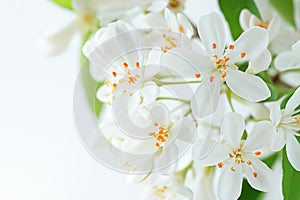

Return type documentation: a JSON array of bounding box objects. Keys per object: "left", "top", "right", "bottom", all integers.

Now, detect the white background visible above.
[{"left": 0, "top": 0, "right": 219, "bottom": 199}]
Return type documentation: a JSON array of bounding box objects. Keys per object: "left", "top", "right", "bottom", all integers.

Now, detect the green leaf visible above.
[
  {"left": 51, "top": 0, "right": 73, "bottom": 10},
  {"left": 257, "top": 71, "right": 291, "bottom": 102},
  {"left": 80, "top": 31, "right": 104, "bottom": 118},
  {"left": 218, "top": 0, "right": 261, "bottom": 40},
  {"left": 280, "top": 87, "right": 299, "bottom": 109},
  {"left": 270, "top": 0, "right": 296, "bottom": 27},
  {"left": 282, "top": 147, "right": 300, "bottom": 199},
  {"left": 238, "top": 179, "right": 263, "bottom": 200}
]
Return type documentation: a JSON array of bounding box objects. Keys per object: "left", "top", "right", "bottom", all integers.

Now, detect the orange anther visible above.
[
  {"left": 231, "top": 167, "right": 236, "bottom": 172},
  {"left": 255, "top": 151, "right": 261, "bottom": 156},
  {"left": 221, "top": 72, "right": 227, "bottom": 78},
  {"left": 218, "top": 162, "right": 223, "bottom": 168},
  {"left": 241, "top": 52, "right": 246, "bottom": 58},
  {"left": 123, "top": 62, "right": 128, "bottom": 68},
  {"left": 112, "top": 71, "right": 117, "bottom": 77},
  {"left": 229, "top": 45, "right": 234, "bottom": 50},
  {"left": 149, "top": 132, "right": 155, "bottom": 136},
  {"left": 253, "top": 172, "right": 258, "bottom": 178},
  {"left": 179, "top": 25, "right": 185, "bottom": 33},
  {"left": 154, "top": 122, "right": 159, "bottom": 126},
  {"left": 210, "top": 76, "right": 215, "bottom": 82},
  {"left": 195, "top": 73, "right": 201, "bottom": 78},
  {"left": 135, "top": 62, "right": 140, "bottom": 68},
  {"left": 247, "top": 160, "right": 252, "bottom": 165},
  {"left": 212, "top": 43, "right": 217, "bottom": 49},
  {"left": 155, "top": 143, "right": 160, "bottom": 147}
]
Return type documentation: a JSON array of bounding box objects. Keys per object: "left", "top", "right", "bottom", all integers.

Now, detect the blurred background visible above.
[{"left": 0, "top": 0, "right": 219, "bottom": 199}]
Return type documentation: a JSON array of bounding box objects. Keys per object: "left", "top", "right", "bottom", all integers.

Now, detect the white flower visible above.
[
  {"left": 294, "top": 0, "right": 300, "bottom": 30},
  {"left": 274, "top": 40, "right": 300, "bottom": 72},
  {"left": 239, "top": 8, "right": 281, "bottom": 42},
  {"left": 274, "top": 40, "right": 300, "bottom": 87},
  {"left": 140, "top": 174, "right": 193, "bottom": 200},
  {"left": 95, "top": 49, "right": 161, "bottom": 107},
  {"left": 270, "top": 87, "right": 300, "bottom": 170},
  {"left": 40, "top": 0, "right": 145, "bottom": 56},
  {"left": 193, "top": 112, "right": 274, "bottom": 200},
  {"left": 114, "top": 102, "right": 196, "bottom": 153},
  {"left": 144, "top": 0, "right": 186, "bottom": 13},
  {"left": 175, "top": 12, "right": 271, "bottom": 118},
  {"left": 145, "top": 8, "right": 194, "bottom": 38}
]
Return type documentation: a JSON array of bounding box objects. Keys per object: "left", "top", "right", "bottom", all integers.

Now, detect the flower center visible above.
[
  {"left": 168, "top": 0, "right": 180, "bottom": 8},
  {"left": 153, "top": 185, "right": 176, "bottom": 199},
  {"left": 207, "top": 43, "right": 247, "bottom": 82},
  {"left": 161, "top": 31, "right": 177, "bottom": 52},
  {"left": 217, "top": 145, "right": 261, "bottom": 178},
  {"left": 294, "top": 115, "right": 300, "bottom": 126},
  {"left": 256, "top": 20, "right": 270, "bottom": 29},
  {"left": 149, "top": 123, "right": 171, "bottom": 148},
  {"left": 77, "top": 11, "right": 98, "bottom": 31}
]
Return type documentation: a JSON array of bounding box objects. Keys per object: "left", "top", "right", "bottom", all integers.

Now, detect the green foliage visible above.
[
  {"left": 239, "top": 179, "right": 262, "bottom": 200},
  {"left": 256, "top": 71, "right": 291, "bottom": 102},
  {"left": 282, "top": 148, "right": 300, "bottom": 199},
  {"left": 239, "top": 153, "right": 279, "bottom": 200},
  {"left": 280, "top": 87, "right": 299, "bottom": 109},
  {"left": 80, "top": 31, "right": 104, "bottom": 118},
  {"left": 270, "top": 0, "right": 296, "bottom": 27},
  {"left": 218, "top": 0, "right": 261, "bottom": 40},
  {"left": 50, "top": 0, "right": 73, "bottom": 10}
]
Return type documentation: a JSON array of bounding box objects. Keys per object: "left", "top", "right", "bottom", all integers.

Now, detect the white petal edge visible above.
[
  {"left": 225, "top": 70, "right": 271, "bottom": 102},
  {"left": 217, "top": 165, "right": 243, "bottom": 200},
  {"left": 286, "top": 132, "right": 300, "bottom": 171},
  {"left": 247, "top": 49, "right": 271, "bottom": 74},
  {"left": 221, "top": 112, "right": 245, "bottom": 148},
  {"left": 243, "top": 121, "right": 275, "bottom": 151},
  {"left": 190, "top": 76, "right": 221, "bottom": 119},
  {"left": 239, "top": 9, "right": 251, "bottom": 30},
  {"left": 285, "top": 86, "right": 300, "bottom": 114},
  {"left": 225, "top": 27, "right": 268, "bottom": 64},
  {"left": 270, "top": 128, "right": 286, "bottom": 152},
  {"left": 270, "top": 102, "right": 282, "bottom": 127},
  {"left": 197, "top": 12, "right": 226, "bottom": 58},
  {"left": 244, "top": 156, "right": 273, "bottom": 192},
  {"left": 192, "top": 140, "right": 229, "bottom": 167}
]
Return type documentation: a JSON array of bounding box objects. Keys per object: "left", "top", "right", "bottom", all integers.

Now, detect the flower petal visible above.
[
  {"left": 140, "top": 81, "right": 160, "bottom": 106},
  {"left": 221, "top": 112, "right": 245, "bottom": 148},
  {"left": 39, "top": 20, "right": 78, "bottom": 56},
  {"left": 171, "top": 117, "right": 196, "bottom": 143},
  {"left": 244, "top": 156, "right": 273, "bottom": 192},
  {"left": 243, "top": 121, "right": 275, "bottom": 151},
  {"left": 294, "top": 0, "right": 300, "bottom": 30},
  {"left": 270, "top": 102, "right": 282, "bottom": 127},
  {"left": 286, "top": 132, "right": 300, "bottom": 171},
  {"left": 225, "top": 70, "right": 271, "bottom": 102},
  {"left": 225, "top": 27, "right": 268, "bottom": 64},
  {"left": 177, "top": 13, "right": 194, "bottom": 38},
  {"left": 217, "top": 165, "right": 243, "bottom": 200},
  {"left": 239, "top": 9, "right": 251, "bottom": 30},
  {"left": 190, "top": 75, "right": 221, "bottom": 119},
  {"left": 274, "top": 51, "right": 300, "bottom": 72},
  {"left": 197, "top": 12, "right": 226, "bottom": 57},
  {"left": 270, "top": 127, "right": 286, "bottom": 151},
  {"left": 164, "top": 8, "right": 179, "bottom": 31},
  {"left": 192, "top": 140, "right": 229, "bottom": 167},
  {"left": 247, "top": 49, "right": 271, "bottom": 74},
  {"left": 285, "top": 86, "right": 300, "bottom": 114}
]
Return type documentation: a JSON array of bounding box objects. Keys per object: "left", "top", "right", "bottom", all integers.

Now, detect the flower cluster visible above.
[{"left": 46, "top": 0, "right": 300, "bottom": 199}]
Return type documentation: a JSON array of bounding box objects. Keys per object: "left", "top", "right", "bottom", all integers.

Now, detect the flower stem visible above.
[{"left": 156, "top": 97, "right": 190, "bottom": 104}]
